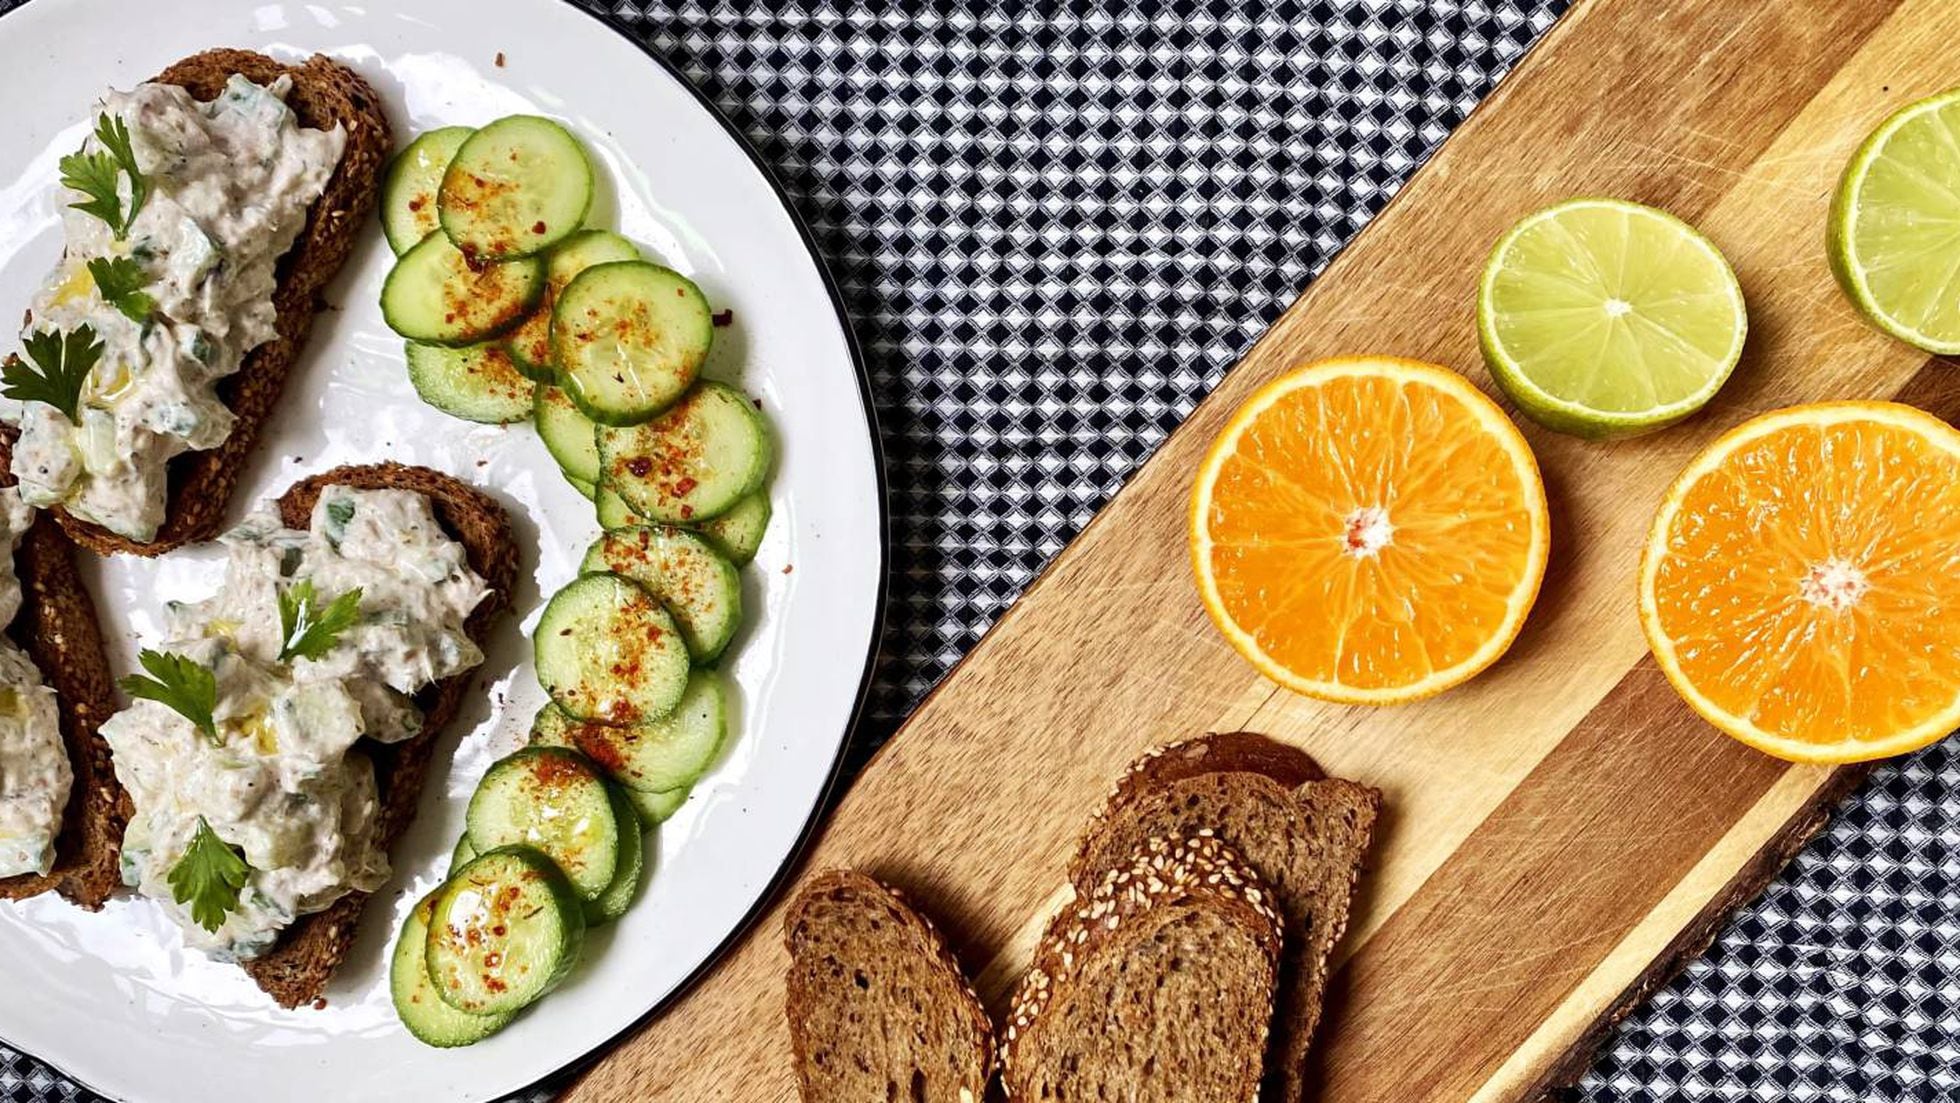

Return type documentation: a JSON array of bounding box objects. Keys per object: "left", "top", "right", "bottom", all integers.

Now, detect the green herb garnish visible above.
[
  {"left": 168, "top": 817, "right": 251, "bottom": 932},
  {"left": 2, "top": 325, "right": 103, "bottom": 422},
  {"left": 120, "top": 649, "right": 218, "bottom": 745},
  {"left": 86, "top": 256, "right": 155, "bottom": 322},
  {"left": 277, "top": 580, "right": 363, "bottom": 663},
  {"left": 58, "top": 113, "right": 149, "bottom": 240}
]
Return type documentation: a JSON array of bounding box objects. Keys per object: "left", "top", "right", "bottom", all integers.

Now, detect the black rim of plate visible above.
[{"left": 0, "top": 1, "right": 890, "bottom": 1100}]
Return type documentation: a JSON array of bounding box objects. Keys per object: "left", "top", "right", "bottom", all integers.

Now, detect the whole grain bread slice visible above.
[
  {"left": 54, "top": 49, "right": 391, "bottom": 556},
  {"left": 1003, "top": 833, "right": 1283, "bottom": 1103},
  {"left": 1069, "top": 732, "right": 1382, "bottom": 1103},
  {"left": 235, "top": 463, "right": 515, "bottom": 1007},
  {"left": 783, "top": 869, "right": 993, "bottom": 1103},
  {"left": 0, "top": 432, "right": 125, "bottom": 907}
]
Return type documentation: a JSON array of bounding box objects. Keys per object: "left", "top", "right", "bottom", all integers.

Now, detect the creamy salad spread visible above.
[
  {"left": 102, "top": 487, "right": 488, "bottom": 958},
  {"left": 0, "top": 488, "right": 69, "bottom": 879},
  {"left": 7, "top": 75, "right": 345, "bottom": 542}
]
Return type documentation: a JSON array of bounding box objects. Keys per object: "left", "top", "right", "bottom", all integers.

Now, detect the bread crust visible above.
[
  {"left": 53, "top": 49, "right": 391, "bottom": 556},
  {"left": 236, "top": 463, "right": 516, "bottom": 1007}
]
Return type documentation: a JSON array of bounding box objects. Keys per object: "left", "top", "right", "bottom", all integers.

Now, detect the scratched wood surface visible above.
[{"left": 567, "top": 0, "right": 1960, "bottom": 1099}]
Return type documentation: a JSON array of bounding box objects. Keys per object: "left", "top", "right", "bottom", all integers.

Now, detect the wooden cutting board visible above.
[{"left": 568, "top": 0, "right": 1960, "bottom": 1098}]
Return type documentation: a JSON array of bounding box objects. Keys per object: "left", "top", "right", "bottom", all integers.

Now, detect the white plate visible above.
[{"left": 0, "top": 2, "right": 883, "bottom": 1101}]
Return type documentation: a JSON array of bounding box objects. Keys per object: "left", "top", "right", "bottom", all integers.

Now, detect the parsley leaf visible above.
[
  {"left": 85, "top": 256, "right": 155, "bottom": 322},
  {"left": 277, "top": 580, "right": 364, "bottom": 663},
  {"left": 2, "top": 325, "right": 103, "bottom": 422},
  {"left": 57, "top": 114, "right": 149, "bottom": 240},
  {"left": 120, "top": 649, "right": 219, "bottom": 745},
  {"left": 168, "top": 817, "right": 251, "bottom": 932}
]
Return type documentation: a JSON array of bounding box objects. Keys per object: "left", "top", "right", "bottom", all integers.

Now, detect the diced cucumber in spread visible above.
[
  {"left": 506, "top": 230, "right": 642, "bottom": 379},
  {"left": 692, "top": 491, "right": 771, "bottom": 566},
  {"left": 448, "top": 834, "right": 477, "bottom": 874},
  {"left": 529, "top": 669, "right": 726, "bottom": 793},
  {"left": 535, "top": 573, "right": 691, "bottom": 723},
  {"left": 392, "top": 888, "right": 514, "bottom": 1047},
  {"left": 425, "top": 846, "right": 584, "bottom": 1016},
  {"left": 588, "top": 784, "right": 645, "bottom": 924},
  {"left": 382, "top": 126, "right": 473, "bottom": 255},
  {"left": 597, "top": 382, "right": 770, "bottom": 523},
  {"left": 533, "top": 384, "right": 602, "bottom": 485},
  {"left": 628, "top": 785, "right": 688, "bottom": 826},
  {"left": 406, "top": 341, "right": 533, "bottom": 424},
  {"left": 465, "top": 748, "right": 621, "bottom": 903},
  {"left": 552, "top": 262, "right": 712, "bottom": 425},
  {"left": 581, "top": 527, "right": 741, "bottom": 661},
  {"left": 568, "top": 475, "right": 597, "bottom": 500},
  {"left": 382, "top": 231, "right": 544, "bottom": 346},
  {"left": 596, "top": 481, "right": 645, "bottom": 528},
  {"left": 439, "top": 115, "right": 593, "bottom": 261}
]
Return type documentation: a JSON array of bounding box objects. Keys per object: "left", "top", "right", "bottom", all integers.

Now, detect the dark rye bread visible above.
[
  {"left": 0, "top": 435, "right": 125, "bottom": 907},
  {"left": 783, "top": 869, "right": 993, "bottom": 1103},
  {"left": 55, "top": 49, "right": 390, "bottom": 556},
  {"left": 1069, "top": 733, "right": 1382, "bottom": 1103},
  {"left": 1003, "top": 833, "right": 1283, "bottom": 1103},
  {"left": 238, "top": 463, "right": 515, "bottom": 1007}
]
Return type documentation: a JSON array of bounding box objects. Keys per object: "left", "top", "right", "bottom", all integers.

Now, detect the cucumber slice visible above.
[
  {"left": 439, "top": 115, "right": 593, "bottom": 261},
  {"left": 581, "top": 527, "right": 741, "bottom": 661},
  {"left": 628, "top": 785, "right": 688, "bottom": 826},
  {"left": 587, "top": 784, "right": 645, "bottom": 923},
  {"left": 529, "top": 669, "right": 726, "bottom": 793},
  {"left": 392, "top": 888, "right": 514, "bottom": 1047},
  {"left": 506, "top": 230, "right": 643, "bottom": 379},
  {"left": 534, "top": 385, "right": 602, "bottom": 485},
  {"left": 596, "top": 481, "right": 645, "bottom": 528},
  {"left": 597, "top": 382, "right": 770, "bottom": 523},
  {"left": 406, "top": 341, "right": 533, "bottom": 424},
  {"left": 425, "top": 846, "right": 585, "bottom": 1016},
  {"left": 382, "top": 231, "right": 544, "bottom": 346},
  {"left": 536, "top": 573, "right": 691, "bottom": 723},
  {"left": 692, "top": 492, "right": 771, "bottom": 566},
  {"left": 448, "top": 834, "right": 478, "bottom": 874},
  {"left": 382, "top": 126, "right": 473, "bottom": 255},
  {"left": 568, "top": 475, "right": 596, "bottom": 501},
  {"left": 553, "top": 262, "right": 712, "bottom": 425},
  {"left": 465, "top": 748, "right": 621, "bottom": 902}
]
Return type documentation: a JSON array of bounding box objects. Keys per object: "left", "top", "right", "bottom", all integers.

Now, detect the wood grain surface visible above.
[{"left": 567, "top": 0, "right": 1958, "bottom": 1098}]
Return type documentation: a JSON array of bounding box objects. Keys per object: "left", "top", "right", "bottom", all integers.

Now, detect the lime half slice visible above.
[
  {"left": 1829, "top": 88, "right": 1960, "bottom": 355},
  {"left": 1478, "top": 198, "right": 1747, "bottom": 439}
]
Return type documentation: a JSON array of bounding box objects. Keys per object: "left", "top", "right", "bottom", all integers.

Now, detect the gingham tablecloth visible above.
[{"left": 2, "top": 3, "right": 1957, "bottom": 1101}]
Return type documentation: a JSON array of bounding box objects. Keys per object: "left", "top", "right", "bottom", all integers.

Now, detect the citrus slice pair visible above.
[{"left": 1190, "top": 357, "right": 1550, "bottom": 705}]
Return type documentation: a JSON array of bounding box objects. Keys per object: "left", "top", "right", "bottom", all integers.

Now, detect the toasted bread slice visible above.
[
  {"left": 0, "top": 437, "right": 125, "bottom": 907},
  {"left": 232, "top": 463, "right": 514, "bottom": 1007},
  {"left": 1069, "top": 732, "right": 1382, "bottom": 1103},
  {"left": 783, "top": 869, "right": 994, "bottom": 1103},
  {"left": 55, "top": 49, "right": 391, "bottom": 556},
  {"left": 1003, "top": 833, "right": 1282, "bottom": 1103}
]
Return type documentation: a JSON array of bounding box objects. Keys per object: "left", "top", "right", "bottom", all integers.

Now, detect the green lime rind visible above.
[
  {"left": 1828, "top": 88, "right": 1960, "bottom": 356},
  {"left": 1477, "top": 197, "right": 1747, "bottom": 441}
]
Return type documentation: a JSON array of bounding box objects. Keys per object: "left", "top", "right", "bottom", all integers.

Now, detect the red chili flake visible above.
[
  {"left": 783, "top": 563, "right": 795, "bottom": 575},
  {"left": 711, "top": 309, "right": 734, "bottom": 327},
  {"left": 625, "top": 457, "right": 653, "bottom": 478},
  {"left": 407, "top": 197, "right": 425, "bottom": 212},
  {"left": 674, "top": 476, "right": 699, "bottom": 496},
  {"left": 311, "top": 997, "right": 328, "bottom": 1011},
  {"left": 532, "top": 220, "right": 547, "bottom": 235},
  {"left": 495, "top": 51, "right": 507, "bottom": 67},
  {"left": 679, "top": 505, "right": 694, "bottom": 520}
]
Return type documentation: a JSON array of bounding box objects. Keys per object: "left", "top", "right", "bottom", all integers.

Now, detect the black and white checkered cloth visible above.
[{"left": 2, "top": 2, "right": 1955, "bottom": 1100}]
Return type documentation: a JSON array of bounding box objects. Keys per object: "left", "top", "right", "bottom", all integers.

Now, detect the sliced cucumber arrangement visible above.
[
  {"left": 439, "top": 115, "right": 593, "bottom": 261},
  {"left": 534, "top": 384, "right": 603, "bottom": 486},
  {"left": 406, "top": 341, "right": 534, "bottom": 424},
  {"left": 588, "top": 784, "right": 646, "bottom": 923},
  {"left": 506, "top": 230, "right": 643, "bottom": 379},
  {"left": 582, "top": 527, "right": 741, "bottom": 661},
  {"left": 382, "top": 126, "right": 473, "bottom": 255},
  {"left": 392, "top": 889, "right": 515, "bottom": 1047},
  {"left": 599, "top": 382, "right": 770, "bottom": 523},
  {"left": 425, "top": 847, "right": 585, "bottom": 1017},
  {"left": 692, "top": 491, "right": 771, "bottom": 566},
  {"left": 466, "top": 748, "right": 622, "bottom": 907},
  {"left": 535, "top": 572, "right": 692, "bottom": 724},
  {"left": 554, "top": 262, "right": 712, "bottom": 425},
  {"left": 531, "top": 669, "right": 726, "bottom": 793},
  {"left": 383, "top": 231, "right": 544, "bottom": 345}
]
